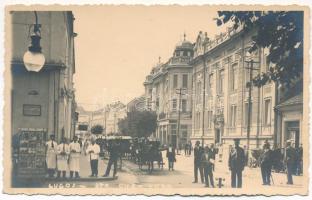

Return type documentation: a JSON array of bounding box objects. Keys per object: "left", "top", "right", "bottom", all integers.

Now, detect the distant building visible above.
[
  {"left": 144, "top": 36, "right": 193, "bottom": 148},
  {"left": 75, "top": 105, "right": 92, "bottom": 138},
  {"left": 90, "top": 101, "right": 127, "bottom": 135},
  {"left": 10, "top": 11, "right": 76, "bottom": 142},
  {"left": 127, "top": 95, "right": 146, "bottom": 112}
]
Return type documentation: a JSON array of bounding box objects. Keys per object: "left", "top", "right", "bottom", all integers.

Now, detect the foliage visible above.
[
  {"left": 118, "top": 110, "right": 157, "bottom": 138},
  {"left": 216, "top": 11, "right": 303, "bottom": 88},
  {"left": 91, "top": 124, "right": 104, "bottom": 135}
]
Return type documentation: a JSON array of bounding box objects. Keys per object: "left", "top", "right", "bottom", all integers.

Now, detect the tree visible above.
[
  {"left": 216, "top": 11, "right": 303, "bottom": 88},
  {"left": 117, "top": 110, "right": 157, "bottom": 138},
  {"left": 91, "top": 124, "right": 104, "bottom": 135}
]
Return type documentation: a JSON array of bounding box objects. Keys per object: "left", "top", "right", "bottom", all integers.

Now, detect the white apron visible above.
[
  {"left": 69, "top": 142, "right": 81, "bottom": 172},
  {"left": 57, "top": 143, "right": 70, "bottom": 171},
  {"left": 46, "top": 140, "right": 58, "bottom": 169}
]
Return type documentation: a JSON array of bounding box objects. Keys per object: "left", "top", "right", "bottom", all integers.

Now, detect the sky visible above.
[{"left": 72, "top": 6, "right": 228, "bottom": 111}]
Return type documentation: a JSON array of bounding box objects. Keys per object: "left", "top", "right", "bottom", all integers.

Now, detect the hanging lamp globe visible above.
[{"left": 23, "top": 32, "right": 45, "bottom": 72}]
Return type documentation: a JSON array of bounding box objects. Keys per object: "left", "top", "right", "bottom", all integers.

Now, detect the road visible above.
[{"left": 44, "top": 151, "right": 304, "bottom": 190}]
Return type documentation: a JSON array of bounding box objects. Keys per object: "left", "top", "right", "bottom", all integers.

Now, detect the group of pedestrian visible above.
[
  {"left": 192, "top": 141, "right": 218, "bottom": 187},
  {"left": 45, "top": 135, "right": 81, "bottom": 179},
  {"left": 45, "top": 135, "right": 120, "bottom": 179},
  {"left": 184, "top": 142, "right": 192, "bottom": 156}
]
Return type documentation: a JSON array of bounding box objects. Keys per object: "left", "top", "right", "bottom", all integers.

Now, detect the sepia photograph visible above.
[{"left": 2, "top": 4, "right": 310, "bottom": 196}]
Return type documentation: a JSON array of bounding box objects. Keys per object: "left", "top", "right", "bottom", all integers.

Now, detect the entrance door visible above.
[
  {"left": 286, "top": 121, "right": 300, "bottom": 148},
  {"left": 215, "top": 129, "right": 221, "bottom": 144}
]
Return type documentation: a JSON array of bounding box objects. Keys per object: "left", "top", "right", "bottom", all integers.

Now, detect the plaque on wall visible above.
[{"left": 23, "top": 104, "right": 41, "bottom": 116}]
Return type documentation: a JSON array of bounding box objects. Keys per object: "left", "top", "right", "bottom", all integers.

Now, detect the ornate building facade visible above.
[
  {"left": 144, "top": 37, "right": 193, "bottom": 148},
  {"left": 190, "top": 28, "right": 277, "bottom": 148}
]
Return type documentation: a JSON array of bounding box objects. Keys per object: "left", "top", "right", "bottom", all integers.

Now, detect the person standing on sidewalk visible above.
[
  {"left": 193, "top": 141, "right": 204, "bottom": 183},
  {"left": 201, "top": 146, "right": 214, "bottom": 187},
  {"left": 46, "top": 134, "right": 58, "bottom": 178},
  {"left": 228, "top": 139, "right": 245, "bottom": 188},
  {"left": 56, "top": 137, "right": 70, "bottom": 179},
  {"left": 260, "top": 142, "right": 273, "bottom": 185},
  {"left": 103, "top": 140, "right": 119, "bottom": 177},
  {"left": 209, "top": 143, "right": 218, "bottom": 171},
  {"left": 166, "top": 144, "right": 176, "bottom": 171},
  {"left": 86, "top": 137, "right": 100, "bottom": 177},
  {"left": 69, "top": 136, "right": 81, "bottom": 178},
  {"left": 285, "top": 140, "right": 297, "bottom": 184}
]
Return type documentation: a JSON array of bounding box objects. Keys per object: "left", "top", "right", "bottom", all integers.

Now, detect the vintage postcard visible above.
[{"left": 3, "top": 4, "right": 310, "bottom": 195}]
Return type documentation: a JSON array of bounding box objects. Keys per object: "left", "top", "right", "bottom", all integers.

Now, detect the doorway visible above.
[
  {"left": 215, "top": 129, "right": 221, "bottom": 144},
  {"left": 285, "top": 121, "right": 300, "bottom": 148}
]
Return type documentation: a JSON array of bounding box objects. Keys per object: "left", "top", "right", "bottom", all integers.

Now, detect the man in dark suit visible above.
[
  {"left": 285, "top": 140, "right": 297, "bottom": 184},
  {"left": 228, "top": 139, "right": 245, "bottom": 188},
  {"left": 201, "top": 146, "right": 215, "bottom": 187},
  {"left": 260, "top": 142, "right": 273, "bottom": 185},
  {"left": 103, "top": 140, "right": 119, "bottom": 178},
  {"left": 193, "top": 141, "right": 204, "bottom": 183}
]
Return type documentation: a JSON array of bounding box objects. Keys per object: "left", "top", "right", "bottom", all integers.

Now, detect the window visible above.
[
  {"left": 172, "top": 99, "right": 177, "bottom": 111},
  {"left": 187, "top": 51, "right": 191, "bottom": 57},
  {"left": 205, "top": 110, "right": 213, "bottom": 129},
  {"left": 196, "top": 112, "right": 201, "bottom": 129},
  {"left": 231, "top": 64, "right": 238, "bottom": 91},
  {"left": 264, "top": 99, "right": 271, "bottom": 126},
  {"left": 171, "top": 124, "right": 177, "bottom": 136},
  {"left": 181, "top": 125, "right": 188, "bottom": 138},
  {"left": 182, "top": 74, "right": 188, "bottom": 88},
  {"left": 196, "top": 81, "right": 202, "bottom": 104},
  {"left": 265, "top": 55, "right": 270, "bottom": 72},
  {"left": 181, "top": 99, "right": 187, "bottom": 112},
  {"left": 208, "top": 74, "right": 213, "bottom": 93},
  {"left": 156, "top": 97, "right": 159, "bottom": 108},
  {"left": 230, "top": 105, "right": 237, "bottom": 127},
  {"left": 244, "top": 102, "right": 253, "bottom": 126},
  {"left": 183, "top": 51, "right": 188, "bottom": 56},
  {"left": 219, "top": 70, "right": 225, "bottom": 94},
  {"left": 176, "top": 51, "right": 180, "bottom": 57},
  {"left": 173, "top": 74, "right": 178, "bottom": 88}
]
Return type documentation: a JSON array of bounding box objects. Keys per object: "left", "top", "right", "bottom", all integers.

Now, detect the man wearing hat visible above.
[
  {"left": 260, "top": 142, "right": 273, "bottom": 185},
  {"left": 228, "top": 138, "right": 245, "bottom": 188},
  {"left": 201, "top": 145, "right": 215, "bottom": 187},
  {"left": 285, "top": 140, "right": 297, "bottom": 184},
  {"left": 193, "top": 141, "right": 204, "bottom": 183},
  {"left": 46, "top": 134, "right": 58, "bottom": 178}
]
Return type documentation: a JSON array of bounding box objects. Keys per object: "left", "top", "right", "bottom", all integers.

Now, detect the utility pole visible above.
[
  {"left": 176, "top": 88, "right": 186, "bottom": 153},
  {"left": 245, "top": 58, "right": 259, "bottom": 159}
]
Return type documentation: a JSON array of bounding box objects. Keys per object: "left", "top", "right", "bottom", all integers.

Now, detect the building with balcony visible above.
[
  {"left": 144, "top": 36, "right": 193, "bottom": 149},
  {"left": 190, "top": 28, "right": 277, "bottom": 148}
]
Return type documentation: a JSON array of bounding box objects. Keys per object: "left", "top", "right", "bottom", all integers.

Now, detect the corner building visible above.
[{"left": 144, "top": 38, "right": 193, "bottom": 149}]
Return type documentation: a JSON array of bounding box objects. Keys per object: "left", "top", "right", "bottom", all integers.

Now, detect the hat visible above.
[
  {"left": 196, "top": 141, "right": 200, "bottom": 145},
  {"left": 234, "top": 138, "right": 240, "bottom": 142}
]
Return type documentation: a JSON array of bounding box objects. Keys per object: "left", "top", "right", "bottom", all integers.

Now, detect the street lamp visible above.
[{"left": 23, "top": 11, "right": 45, "bottom": 72}]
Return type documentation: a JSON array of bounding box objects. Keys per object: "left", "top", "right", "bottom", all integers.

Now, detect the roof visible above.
[
  {"left": 276, "top": 93, "right": 303, "bottom": 109},
  {"left": 175, "top": 40, "right": 194, "bottom": 51}
]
